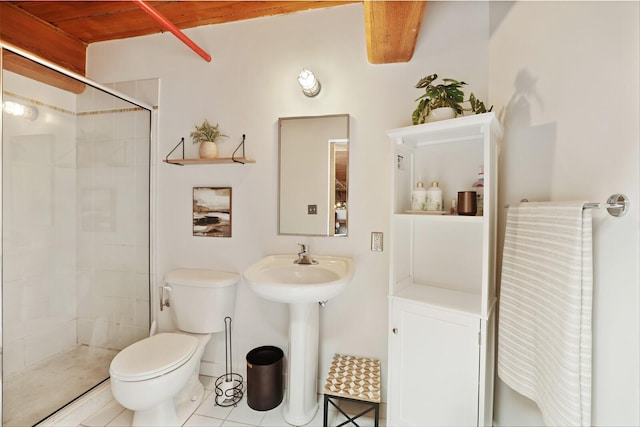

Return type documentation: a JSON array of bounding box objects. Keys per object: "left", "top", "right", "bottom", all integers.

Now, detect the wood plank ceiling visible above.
[{"left": 0, "top": 1, "right": 425, "bottom": 92}]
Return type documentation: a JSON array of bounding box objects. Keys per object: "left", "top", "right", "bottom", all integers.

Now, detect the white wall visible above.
[
  {"left": 86, "top": 2, "right": 640, "bottom": 425},
  {"left": 489, "top": 2, "right": 640, "bottom": 426},
  {"left": 87, "top": 0, "right": 490, "bottom": 403}
]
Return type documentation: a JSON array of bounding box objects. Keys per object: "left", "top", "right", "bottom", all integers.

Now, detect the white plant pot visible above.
[
  {"left": 427, "top": 107, "right": 457, "bottom": 123},
  {"left": 198, "top": 141, "right": 218, "bottom": 159}
]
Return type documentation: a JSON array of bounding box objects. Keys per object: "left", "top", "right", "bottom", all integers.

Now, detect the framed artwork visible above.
[{"left": 193, "top": 187, "right": 232, "bottom": 237}]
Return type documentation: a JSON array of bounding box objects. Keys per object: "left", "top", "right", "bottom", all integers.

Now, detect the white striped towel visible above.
[{"left": 497, "top": 201, "right": 593, "bottom": 426}]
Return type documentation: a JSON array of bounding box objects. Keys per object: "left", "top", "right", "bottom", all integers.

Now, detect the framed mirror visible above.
[{"left": 278, "top": 114, "right": 349, "bottom": 236}]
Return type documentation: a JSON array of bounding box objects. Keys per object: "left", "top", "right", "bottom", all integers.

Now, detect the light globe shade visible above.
[
  {"left": 297, "top": 69, "right": 321, "bottom": 97},
  {"left": 2, "top": 101, "right": 38, "bottom": 120}
]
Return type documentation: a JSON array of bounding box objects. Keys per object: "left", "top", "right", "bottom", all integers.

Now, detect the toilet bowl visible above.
[
  {"left": 109, "top": 269, "right": 239, "bottom": 426},
  {"left": 110, "top": 332, "right": 209, "bottom": 425}
]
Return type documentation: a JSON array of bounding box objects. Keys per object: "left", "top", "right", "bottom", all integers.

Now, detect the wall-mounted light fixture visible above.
[
  {"left": 2, "top": 101, "right": 39, "bottom": 120},
  {"left": 298, "top": 69, "right": 321, "bottom": 97}
]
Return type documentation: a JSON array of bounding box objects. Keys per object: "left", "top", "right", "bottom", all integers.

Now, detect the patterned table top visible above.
[{"left": 323, "top": 354, "right": 381, "bottom": 403}]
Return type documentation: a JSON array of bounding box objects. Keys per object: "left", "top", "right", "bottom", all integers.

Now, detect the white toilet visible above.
[{"left": 109, "top": 269, "right": 239, "bottom": 426}]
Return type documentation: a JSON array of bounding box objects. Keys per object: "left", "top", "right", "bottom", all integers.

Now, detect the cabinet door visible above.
[{"left": 389, "top": 300, "right": 480, "bottom": 427}]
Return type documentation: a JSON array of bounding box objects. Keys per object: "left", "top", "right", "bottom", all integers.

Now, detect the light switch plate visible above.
[{"left": 371, "top": 232, "right": 383, "bottom": 251}]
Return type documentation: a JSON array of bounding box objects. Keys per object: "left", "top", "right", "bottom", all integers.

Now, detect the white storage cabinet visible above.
[{"left": 386, "top": 113, "right": 502, "bottom": 427}]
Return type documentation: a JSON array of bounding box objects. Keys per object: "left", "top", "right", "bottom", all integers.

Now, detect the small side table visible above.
[{"left": 323, "top": 354, "right": 381, "bottom": 427}]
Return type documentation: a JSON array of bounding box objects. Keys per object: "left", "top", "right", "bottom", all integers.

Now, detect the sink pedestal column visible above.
[{"left": 283, "top": 302, "right": 319, "bottom": 426}]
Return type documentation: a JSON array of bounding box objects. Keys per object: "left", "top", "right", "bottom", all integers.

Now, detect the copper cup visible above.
[{"left": 457, "top": 191, "right": 477, "bottom": 216}]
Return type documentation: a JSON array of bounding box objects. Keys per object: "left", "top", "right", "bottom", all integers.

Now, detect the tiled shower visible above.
[{"left": 1, "top": 47, "right": 153, "bottom": 425}]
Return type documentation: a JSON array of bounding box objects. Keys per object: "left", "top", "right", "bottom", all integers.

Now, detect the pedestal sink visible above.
[{"left": 244, "top": 254, "right": 354, "bottom": 426}]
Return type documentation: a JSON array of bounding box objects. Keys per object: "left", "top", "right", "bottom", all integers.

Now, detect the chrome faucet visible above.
[{"left": 295, "top": 243, "right": 318, "bottom": 265}]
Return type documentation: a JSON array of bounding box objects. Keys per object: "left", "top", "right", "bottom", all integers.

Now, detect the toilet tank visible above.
[{"left": 164, "top": 269, "right": 239, "bottom": 334}]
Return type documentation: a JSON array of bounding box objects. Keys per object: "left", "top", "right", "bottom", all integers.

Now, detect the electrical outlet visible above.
[
  {"left": 308, "top": 204, "right": 317, "bottom": 215},
  {"left": 371, "top": 232, "right": 383, "bottom": 251}
]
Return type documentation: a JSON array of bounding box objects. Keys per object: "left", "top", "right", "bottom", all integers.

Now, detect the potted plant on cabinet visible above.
[
  {"left": 411, "top": 73, "right": 492, "bottom": 125},
  {"left": 190, "top": 119, "right": 228, "bottom": 159}
]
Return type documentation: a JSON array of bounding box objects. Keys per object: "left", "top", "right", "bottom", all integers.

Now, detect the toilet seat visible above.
[{"left": 110, "top": 333, "right": 198, "bottom": 382}]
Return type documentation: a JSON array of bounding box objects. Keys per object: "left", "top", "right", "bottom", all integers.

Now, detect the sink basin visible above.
[
  {"left": 244, "top": 254, "right": 354, "bottom": 304},
  {"left": 244, "top": 253, "right": 355, "bottom": 425}
]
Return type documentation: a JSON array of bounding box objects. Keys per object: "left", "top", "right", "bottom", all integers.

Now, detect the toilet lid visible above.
[{"left": 110, "top": 333, "right": 198, "bottom": 381}]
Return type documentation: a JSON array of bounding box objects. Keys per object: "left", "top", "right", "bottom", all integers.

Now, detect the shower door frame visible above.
[{"left": 0, "top": 41, "right": 158, "bottom": 424}]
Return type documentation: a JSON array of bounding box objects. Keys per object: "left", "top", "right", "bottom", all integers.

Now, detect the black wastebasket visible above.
[{"left": 246, "top": 346, "right": 284, "bottom": 411}]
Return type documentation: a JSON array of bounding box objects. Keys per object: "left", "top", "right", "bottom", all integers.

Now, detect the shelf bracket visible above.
[
  {"left": 232, "top": 134, "right": 247, "bottom": 164},
  {"left": 165, "top": 137, "right": 186, "bottom": 166}
]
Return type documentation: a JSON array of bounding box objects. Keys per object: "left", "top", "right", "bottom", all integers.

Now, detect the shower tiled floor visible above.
[
  {"left": 4, "top": 345, "right": 118, "bottom": 427},
  {"left": 80, "top": 375, "right": 386, "bottom": 427}
]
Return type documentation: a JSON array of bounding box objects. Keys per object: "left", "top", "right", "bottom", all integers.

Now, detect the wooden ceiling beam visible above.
[
  {"left": 2, "top": 50, "right": 86, "bottom": 94},
  {"left": 364, "top": 0, "right": 426, "bottom": 64},
  {"left": 0, "top": 2, "right": 86, "bottom": 75}
]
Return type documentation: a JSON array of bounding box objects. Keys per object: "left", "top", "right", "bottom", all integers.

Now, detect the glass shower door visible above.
[{"left": 1, "top": 47, "right": 151, "bottom": 426}]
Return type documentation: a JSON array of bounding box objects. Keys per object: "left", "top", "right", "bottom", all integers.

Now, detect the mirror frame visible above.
[{"left": 277, "top": 114, "right": 350, "bottom": 237}]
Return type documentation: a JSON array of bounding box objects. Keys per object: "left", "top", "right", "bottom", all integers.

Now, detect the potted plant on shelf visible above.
[
  {"left": 190, "top": 119, "right": 228, "bottom": 159},
  {"left": 411, "top": 73, "right": 492, "bottom": 125}
]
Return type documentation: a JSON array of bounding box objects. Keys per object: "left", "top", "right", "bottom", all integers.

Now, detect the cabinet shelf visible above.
[
  {"left": 393, "top": 283, "right": 494, "bottom": 318},
  {"left": 387, "top": 113, "right": 502, "bottom": 148},
  {"left": 394, "top": 212, "right": 484, "bottom": 223}
]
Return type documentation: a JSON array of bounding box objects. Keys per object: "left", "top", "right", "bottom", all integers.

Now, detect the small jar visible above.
[
  {"left": 458, "top": 191, "right": 478, "bottom": 216},
  {"left": 426, "top": 181, "right": 443, "bottom": 211},
  {"left": 411, "top": 181, "right": 428, "bottom": 211},
  {"left": 450, "top": 198, "right": 457, "bottom": 215}
]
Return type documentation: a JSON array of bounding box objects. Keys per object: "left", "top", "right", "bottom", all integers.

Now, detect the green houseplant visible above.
[
  {"left": 412, "top": 74, "right": 492, "bottom": 125},
  {"left": 190, "top": 119, "right": 228, "bottom": 159}
]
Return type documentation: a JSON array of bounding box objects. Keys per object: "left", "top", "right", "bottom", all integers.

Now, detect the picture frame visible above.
[{"left": 193, "top": 187, "right": 232, "bottom": 237}]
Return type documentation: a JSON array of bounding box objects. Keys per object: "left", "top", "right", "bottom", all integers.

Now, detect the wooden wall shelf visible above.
[
  {"left": 163, "top": 157, "right": 255, "bottom": 166},
  {"left": 164, "top": 134, "right": 254, "bottom": 166}
]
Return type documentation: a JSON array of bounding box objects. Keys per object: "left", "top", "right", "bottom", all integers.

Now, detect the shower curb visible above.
[{"left": 36, "top": 380, "right": 113, "bottom": 427}]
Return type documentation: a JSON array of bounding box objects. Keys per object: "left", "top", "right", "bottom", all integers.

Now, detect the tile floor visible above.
[{"left": 80, "top": 375, "right": 385, "bottom": 427}]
